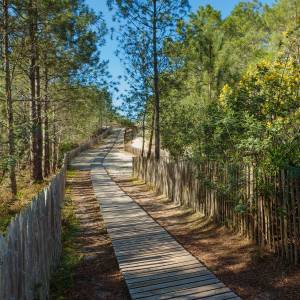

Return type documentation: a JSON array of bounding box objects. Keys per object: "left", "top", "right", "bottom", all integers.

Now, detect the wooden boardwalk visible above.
[{"left": 77, "top": 129, "right": 241, "bottom": 300}]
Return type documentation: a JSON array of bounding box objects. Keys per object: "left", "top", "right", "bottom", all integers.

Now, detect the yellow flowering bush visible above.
[{"left": 218, "top": 55, "right": 300, "bottom": 169}]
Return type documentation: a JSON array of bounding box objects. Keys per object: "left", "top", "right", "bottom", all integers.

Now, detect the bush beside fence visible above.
[
  {"left": 127, "top": 144, "right": 300, "bottom": 265},
  {"left": 0, "top": 127, "right": 111, "bottom": 300}
]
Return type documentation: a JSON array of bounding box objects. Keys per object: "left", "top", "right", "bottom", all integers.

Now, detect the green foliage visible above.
[
  {"left": 59, "top": 142, "right": 79, "bottom": 156},
  {"left": 113, "top": 114, "right": 135, "bottom": 128},
  {"left": 158, "top": 0, "right": 300, "bottom": 174},
  {"left": 0, "top": 214, "right": 13, "bottom": 235},
  {"left": 0, "top": 0, "right": 115, "bottom": 190},
  {"left": 50, "top": 193, "right": 81, "bottom": 300},
  {"left": 135, "top": 1, "right": 300, "bottom": 217},
  {"left": 221, "top": 54, "right": 300, "bottom": 169},
  {"left": 234, "top": 202, "right": 248, "bottom": 214}
]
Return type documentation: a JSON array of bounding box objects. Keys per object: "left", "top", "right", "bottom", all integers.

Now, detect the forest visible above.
[
  {"left": 113, "top": 0, "right": 300, "bottom": 265},
  {"left": 1, "top": 0, "right": 300, "bottom": 299},
  {"left": 115, "top": 0, "right": 299, "bottom": 169},
  {"left": 0, "top": 0, "right": 115, "bottom": 226}
]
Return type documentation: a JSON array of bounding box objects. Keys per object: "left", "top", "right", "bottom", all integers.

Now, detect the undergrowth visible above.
[
  {"left": 0, "top": 169, "right": 49, "bottom": 234},
  {"left": 50, "top": 174, "right": 82, "bottom": 300}
]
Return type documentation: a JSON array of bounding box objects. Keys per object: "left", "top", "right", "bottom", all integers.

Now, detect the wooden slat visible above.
[
  {"left": 127, "top": 269, "right": 213, "bottom": 288},
  {"left": 120, "top": 255, "right": 200, "bottom": 269},
  {"left": 130, "top": 279, "right": 224, "bottom": 298},
  {"left": 138, "top": 287, "right": 234, "bottom": 300},
  {"left": 89, "top": 128, "right": 241, "bottom": 300},
  {"left": 117, "top": 250, "right": 192, "bottom": 263}
]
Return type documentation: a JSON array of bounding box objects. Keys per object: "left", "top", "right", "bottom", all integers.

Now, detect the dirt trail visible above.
[
  {"left": 115, "top": 178, "right": 300, "bottom": 300},
  {"left": 66, "top": 170, "right": 129, "bottom": 300}
]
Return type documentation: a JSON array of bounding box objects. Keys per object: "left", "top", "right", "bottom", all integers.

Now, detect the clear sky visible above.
[{"left": 85, "top": 0, "right": 275, "bottom": 105}]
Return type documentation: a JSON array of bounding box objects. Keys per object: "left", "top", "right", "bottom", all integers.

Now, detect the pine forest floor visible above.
[
  {"left": 114, "top": 177, "right": 300, "bottom": 300},
  {"left": 0, "top": 169, "right": 50, "bottom": 234},
  {"left": 50, "top": 169, "right": 130, "bottom": 300}
]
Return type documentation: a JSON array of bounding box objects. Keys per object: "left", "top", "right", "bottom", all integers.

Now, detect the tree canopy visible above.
[
  {"left": 0, "top": 0, "right": 114, "bottom": 199},
  {"left": 150, "top": 0, "right": 299, "bottom": 172}
]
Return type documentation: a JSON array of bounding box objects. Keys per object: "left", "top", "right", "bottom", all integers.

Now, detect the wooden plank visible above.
[
  {"left": 124, "top": 264, "right": 207, "bottom": 278},
  {"left": 106, "top": 221, "right": 158, "bottom": 229},
  {"left": 131, "top": 281, "right": 226, "bottom": 299},
  {"left": 120, "top": 260, "right": 201, "bottom": 275},
  {"left": 109, "top": 230, "right": 174, "bottom": 240},
  {"left": 114, "top": 244, "right": 184, "bottom": 255},
  {"left": 167, "top": 291, "right": 238, "bottom": 300},
  {"left": 112, "top": 236, "right": 177, "bottom": 246},
  {"left": 108, "top": 227, "right": 165, "bottom": 235},
  {"left": 108, "top": 228, "right": 166, "bottom": 238},
  {"left": 115, "top": 243, "right": 186, "bottom": 253},
  {"left": 109, "top": 229, "right": 169, "bottom": 239},
  {"left": 111, "top": 239, "right": 179, "bottom": 250},
  {"left": 109, "top": 231, "right": 167, "bottom": 240},
  {"left": 103, "top": 215, "right": 150, "bottom": 221},
  {"left": 128, "top": 272, "right": 217, "bottom": 289},
  {"left": 116, "top": 249, "right": 191, "bottom": 263},
  {"left": 89, "top": 129, "right": 241, "bottom": 300},
  {"left": 119, "top": 256, "right": 199, "bottom": 271},
  {"left": 111, "top": 235, "right": 175, "bottom": 246},
  {"left": 139, "top": 287, "right": 233, "bottom": 300},
  {"left": 101, "top": 207, "right": 144, "bottom": 213},
  {"left": 107, "top": 222, "right": 161, "bottom": 229},
  {"left": 118, "top": 252, "right": 199, "bottom": 265},
  {"left": 124, "top": 266, "right": 209, "bottom": 284},
  {"left": 119, "top": 260, "right": 201, "bottom": 273},
  {"left": 113, "top": 244, "right": 182, "bottom": 254}
]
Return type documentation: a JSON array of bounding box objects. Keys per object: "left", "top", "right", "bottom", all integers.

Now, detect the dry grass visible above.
[{"left": 0, "top": 169, "right": 50, "bottom": 233}]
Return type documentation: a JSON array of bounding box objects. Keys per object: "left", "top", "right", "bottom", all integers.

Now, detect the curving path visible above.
[{"left": 72, "top": 128, "right": 241, "bottom": 300}]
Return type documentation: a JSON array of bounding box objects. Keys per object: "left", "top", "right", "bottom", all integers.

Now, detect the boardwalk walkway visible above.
[{"left": 72, "top": 128, "right": 241, "bottom": 300}]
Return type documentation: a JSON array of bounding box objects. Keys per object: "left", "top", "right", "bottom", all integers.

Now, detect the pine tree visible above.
[{"left": 109, "top": 0, "right": 189, "bottom": 159}]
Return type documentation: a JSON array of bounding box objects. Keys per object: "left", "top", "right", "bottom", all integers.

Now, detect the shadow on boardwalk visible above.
[
  {"left": 53, "top": 170, "right": 130, "bottom": 300},
  {"left": 115, "top": 178, "right": 300, "bottom": 300}
]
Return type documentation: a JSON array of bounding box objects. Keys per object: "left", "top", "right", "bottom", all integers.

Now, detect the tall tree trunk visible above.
[
  {"left": 52, "top": 104, "right": 58, "bottom": 173},
  {"left": 104, "top": 100, "right": 108, "bottom": 128},
  {"left": 3, "top": 0, "right": 17, "bottom": 198},
  {"left": 147, "top": 106, "right": 155, "bottom": 159},
  {"left": 29, "top": 0, "right": 42, "bottom": 181},
  {"left": 208, "top": 43, "right": 213, "bottom": 102},
  {"left": 36, "top": 55, "right": 43, "bottom": 180},
  {"left": 44, "top": 57, "right": 50, "bottom": 177},
  {"left": 153, "top": 0, "right": 160, "bottom": 160},
  {"left": 141, "top": 109, "right": 146, "bottom": 157},
  {"left": 98, "top": 110, "right": 103, "bottom": 129},
  {"left": 98, "top": 96, "right": 103, "bottom": 129},
  {"left": 52, "top": 131, "right": 58, "bottom": 173}
]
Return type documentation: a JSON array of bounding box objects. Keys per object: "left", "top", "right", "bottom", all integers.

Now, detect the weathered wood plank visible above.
[
  {"left": 109, "top": 230, "right": 170, "bottom": 240},
  {"left": 124, "top": 266, "right": 208, "bottom": 283},
  {"left": 130, "top": 276, "right": 223, "bottom": 299},
  {"left": 111, "top": 240, "right": 180, "bottom": 250},
  {"left": 119, "top": 258, "right": 200, "bottom": 272},
  {"left": 114, "top": 246, "right": 184, "bottom": 257},
  {"left": 127, "top": 269, "right": 213, "bottom": 288},
  {"left": 128, "top": 275, "right": 219, "bottom": 292},
  {"left": 90, "top": 129, "right": 241, "bottom": 300},
  {"left": 139, "top": 287, "right": 233, "bottom": 300},
  {"left": 116, "top": 250, "right": 191, "bottom": 263}
]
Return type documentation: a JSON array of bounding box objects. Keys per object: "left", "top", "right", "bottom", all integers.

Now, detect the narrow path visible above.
[
  {"left": 73, "top": 129, "right": 241, "bottom": 300},
  {"left": 63, "top": 170, "right": 129, "bottom": 299}
]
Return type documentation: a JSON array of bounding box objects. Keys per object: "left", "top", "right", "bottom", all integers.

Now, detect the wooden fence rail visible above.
[
  {"left": 0, "top": 127, "right": 111, "bottom": 300},
  {"left": 127, "top": 144, "right": 300, "bottom": 265}
]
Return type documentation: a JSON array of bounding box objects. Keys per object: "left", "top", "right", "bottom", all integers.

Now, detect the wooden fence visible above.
[
  {"left": 128, "top": 144, "right": 300, "bottom": 265},
  {"left": 0, "top": 127, "right": 111, "bottom": 300}
]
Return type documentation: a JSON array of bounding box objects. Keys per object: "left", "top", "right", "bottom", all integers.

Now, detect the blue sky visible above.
[{"left": 85, "top": 0, "right": 275, "bottom": 104}]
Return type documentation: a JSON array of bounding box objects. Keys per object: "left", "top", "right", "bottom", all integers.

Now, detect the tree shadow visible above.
[{"left": 116, "top": 178, "right": 300, "bottom": 300}]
